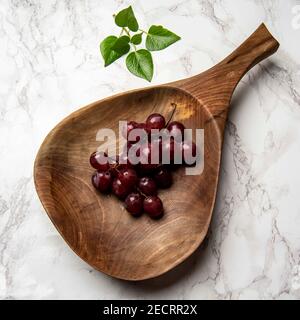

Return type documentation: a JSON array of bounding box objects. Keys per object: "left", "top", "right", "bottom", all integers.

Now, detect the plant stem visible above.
[
  {"left": 122, "top": 27, "right": 131, "bottom": 37},
  {"left": 139, "top": 29, "right": 148, "bottom": 34}
]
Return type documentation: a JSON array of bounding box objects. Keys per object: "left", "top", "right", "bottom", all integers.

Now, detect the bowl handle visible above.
[
  {"left": 173, "top": 23, "right": 279, "bottom": 122},
  {"left": 215, "top": 23, "right": 279, "bottom": 86}
]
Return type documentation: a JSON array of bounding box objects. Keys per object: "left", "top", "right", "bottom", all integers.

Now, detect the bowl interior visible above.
[{"left": 34, "top": 86, "right": 221, "bottom": 280}]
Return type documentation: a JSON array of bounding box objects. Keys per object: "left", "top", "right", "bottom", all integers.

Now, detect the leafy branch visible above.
[{"left": 100, "top": 6, "right": 181, "bottom": 82}]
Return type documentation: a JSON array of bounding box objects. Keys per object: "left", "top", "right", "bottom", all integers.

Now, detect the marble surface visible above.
[{"left": 0, "top": 0, "right": 300, "bottom": 300}]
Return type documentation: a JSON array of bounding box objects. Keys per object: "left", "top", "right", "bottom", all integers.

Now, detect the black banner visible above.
[{"left": 0, "top": 300, "right": 297, "bottom": 319}]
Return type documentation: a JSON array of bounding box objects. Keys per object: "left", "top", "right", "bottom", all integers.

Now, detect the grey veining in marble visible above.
[{"left": 0, "top": 0, "right": 299, "bottom": 299}]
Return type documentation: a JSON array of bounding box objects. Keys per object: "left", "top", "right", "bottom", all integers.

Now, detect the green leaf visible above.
[
  {"left": 146, "top": 25, "right": 180, "bottom": 51},
  {"left": 130, "top": 33, "right": 143, "bottom": 45},
  {"left": 100, "top": 36, "right": 130, "bottom": 67},
  {"left": 115, "top": 6, "right": 139, "bottom": 32},
  {"left": 111, "top": 35, "right": 130, "bottom": 53},
  {"left": 126, "top": 49, "right": 153, "bottom": 82}
]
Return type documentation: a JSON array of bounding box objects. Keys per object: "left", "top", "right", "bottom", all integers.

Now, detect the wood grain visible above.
[{"left": 34, "top": 23, "right": 279, "bottom": 280}]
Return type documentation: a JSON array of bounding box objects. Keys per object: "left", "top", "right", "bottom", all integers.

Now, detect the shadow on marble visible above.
[{"left": 229, "top": 59, "right": 279, "bottom": 115}]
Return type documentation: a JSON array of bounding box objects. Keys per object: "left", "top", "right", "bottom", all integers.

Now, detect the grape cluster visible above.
[{"left": 90, "top": 113, "right": 197, "bottom": 219}]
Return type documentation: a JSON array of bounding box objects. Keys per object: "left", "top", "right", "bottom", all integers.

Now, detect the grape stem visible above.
[
  {"left": 165, "top": 103, "right": 177, "bottom": 127},
  {"left": 137, "top": 187, "right": 148, "bottom": 198}
]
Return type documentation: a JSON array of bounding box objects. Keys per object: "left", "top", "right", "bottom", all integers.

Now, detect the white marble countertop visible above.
[{"left": 0, "top": 0, "right": 300, "bottom": 300}]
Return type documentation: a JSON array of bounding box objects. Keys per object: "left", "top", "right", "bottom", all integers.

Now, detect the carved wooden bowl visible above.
[{"left": 34, "top": 24, "right": 279, "bottom": 280}]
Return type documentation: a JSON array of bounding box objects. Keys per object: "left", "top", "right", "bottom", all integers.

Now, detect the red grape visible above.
[
  {"left": 118, "top": 152, "right": 134, "bottom": 170},
  {"left": 118, "top": 168, "right": 138, "bottom": 188},
  {"left": 89, "top": 151, "right": 110, "bottom": 171},
  {"left": 154, "top": 167, "right": 173, "bottom": 188},
  {"left": 139, "top": 142, "right": 160, "bottom": 171},
  {"left": 146, "top": 113, "right": 165, "bottom": 131},
  {"left": 143, "top": 196, "right": 163, "bottom": 218},
  {"left": 91, "top": 170, "right": 112, "bottom": 193},
  {"left": 122, "top": 121, "right": 138, "bottom": 140},
  {"left": 125, "top": 192, "right": 143, "bottom": 216},
  {"left": 128, "top": 123, "right": 148, "bottom": 143},
  {"left": 138, "top": 177, "right": 157, "bottom": 196},
  {"left": 112, "top": 178, "right": 131, "bottom": 199},
  {"left": 167, "top": 121, "right": 185, "bottom": 141},
  {"left": 181, "top": 141, "right": 197, "bottom": 165}
]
